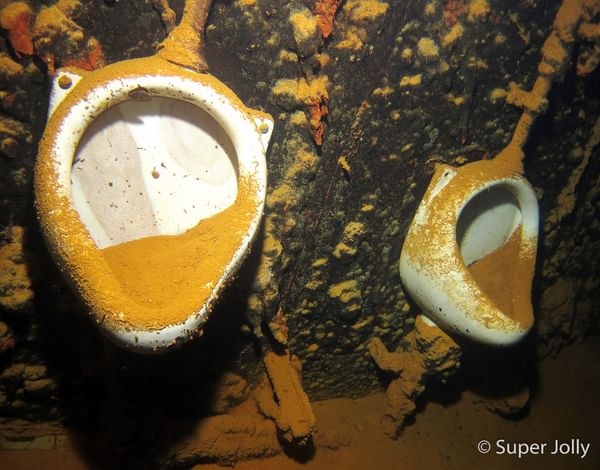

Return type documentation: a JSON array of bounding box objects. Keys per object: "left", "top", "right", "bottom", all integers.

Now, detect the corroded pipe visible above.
[
  {"left": 156, "top": 0, "right": 213, "bottom": 72},
  {"left": 500, "top": 0, "right": 588, "bottom": 159}
]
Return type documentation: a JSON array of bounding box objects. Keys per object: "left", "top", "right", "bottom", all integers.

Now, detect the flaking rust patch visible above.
[
  {"left": 272, "top": 77, "right": 329, "bottom": 146},
  {"left": 314, "top": 0, "right": 342, "bottom": 38}
]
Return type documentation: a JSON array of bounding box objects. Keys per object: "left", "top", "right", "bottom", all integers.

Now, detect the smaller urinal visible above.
[
  {"left": 399, "top": 153, "right": 539, "bottom": 346},
  {"left": 35, "top": 56, "right": 273, "bottom": 351}
]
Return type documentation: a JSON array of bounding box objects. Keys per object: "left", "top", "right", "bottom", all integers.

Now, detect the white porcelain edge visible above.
[{"left": 48, "top": 72, "right": 271, "bottom": 351}]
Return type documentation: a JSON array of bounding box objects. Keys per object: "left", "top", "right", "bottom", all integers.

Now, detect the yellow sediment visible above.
[
  {"left": 333, "top": 242, "right": 356, "bottom": 257},
  {"left": 328, "top": 279, "right": 361, "bottom": 311},
  {"left": 399, "top": 74, "right": 422, "bottom": 87},
  {"left": 272, "top": 76, "right": 329, "bottom": 105},
  {"left": 267, "top": 183, "right": 294, "bottom": 208},
  {"left": 305, "top": 279, "right": 323, "bottom": 290},
  {"left": 266, "top": 31, "right": 279, "bottom": 46},
  {"left": 312, "top": 257, "right": 328, "bottom": 267},
  {"left": 0, "top": 226, "right": 34, "bottom": 311},
  {"left": 489, "top": 87, "right": 507, "bottom": 102},
  {"left": 416, "top": 37, "right": 439, "bottom": 59},
  {"left": 447, "top": 93, "right": 465, "bottom": 106},
  {"left": 372, "top": 86, "right": 394, "bottom": 97},
  {"left": 263, "top": 351, "right": 316, "bottom": 444},
  {"left": 467, "top": 57, "right": 488, "bottom": 70},
  {"left": 332, "top": 221, "right": 365, "bottom": 258},
  {"left": 466, "top": 0, "right": 490, "bottom": 22},
  {"left": 343, "top": 0, "right": 389, "bottom": 22},
  {"left": 369, "top": 319, "right": 461, "bottom": 437},
  {"left": 279, "top": 49, "right": 298, "bottom": 62},
  {"left": 32, "top": 1, "right": 84, "bottom": 50},
  {"left": 289, "top": 9, "right": 318, "bottom": 43},
  {"left": 360, "top": 203, "right": 375, "bottom": 212},
  {"left": 578, "top": 21, "right": 600, "bottom": 42},
  {"left": 336, "top": 155, "right": 350, "bottom": 173},
  {"left": 506, "top": 81, "right": 548, "bottom": 114},
  {"left": 441, "top": 23, "right": 464, "bottom": 48},
  {"left": 401, "top": 47, "right": 413, "bottom": 61},
  {"left": 100, "top": 176, "right": 257, "bottom": 326},
  {"left": 424, "top": 2, "right": 436, "bottom": 16},
  {"left": 272, "top": 77, "right": 328, "bottom": 144},
  {"left": 278, "top": 49, "right": 298, "bottom": 63},
  {"left": 315, "top": 52, "right": 330, "bottom": 66},
  {"left": 289, "top": 110, "right": 306, "bottom": 125},
  {"left": 335, "top": 29, "right": 365, "bottom": 51},
  {"left": 494, "top": 33, "right": 507, "bottom": 44},
  {"left": 342, "top": 221, "right": 364, "bottom": 238},
  {"left": 468, "top": 227, "right": 533, "bottom": 327}
]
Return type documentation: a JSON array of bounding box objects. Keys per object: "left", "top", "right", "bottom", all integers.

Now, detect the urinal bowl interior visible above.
[
  {"left": 72, "top": 94, "right": 241, "bottom": 249},
  {"left": 456, "top": 178, "right": 537, "bottom": 328},
  {"left": 35, "top": 56, "right": 273, "bottom": 351},
  {"left": 400, "top": 160, "right": 539, "bottom": 346}
]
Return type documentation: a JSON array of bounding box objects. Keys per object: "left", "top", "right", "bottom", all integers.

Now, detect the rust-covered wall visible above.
[{"left": 0, "top": 0, "right": 598, "bottom": 435}]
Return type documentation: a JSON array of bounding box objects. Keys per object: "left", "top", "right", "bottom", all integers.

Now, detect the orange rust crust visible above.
[
  {"left": 0, "top": 1, "right": 35, "bottom": 56},
  {"left": 156, "top": 0, "right": 212, "bottom": 72},
  {"left": 507, "top": 0, "right": 587, "bottom": 150},
  {"left": 263, "top": 351, "right": 316, "bottom": 443},
  {"left": 314, "top": 0, "right": 342, "bottom": 39}
]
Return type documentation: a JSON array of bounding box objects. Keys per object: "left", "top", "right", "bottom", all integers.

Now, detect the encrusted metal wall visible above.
[{"left": 0, "top": 0, "right": 598, "bottom": 428}]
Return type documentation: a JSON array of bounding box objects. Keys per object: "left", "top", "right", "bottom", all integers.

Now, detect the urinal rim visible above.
[
  {"left": 454, "top": 173, "right": 540, "bottom": 255},
  {"left": 46, "top": 57, "right": 270, "bottom": 195},
  {"left": 35, "top": 56, "right": 273, "bottom": 352},
  {"left": 399, "top": 165, "right": 539, "bottom": 346}
]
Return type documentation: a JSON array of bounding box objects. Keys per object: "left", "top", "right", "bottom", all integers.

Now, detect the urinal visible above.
[
  {"left": 34, "top": 56, "right": 273, "bottom": 351},
  {"left": 399, "top": 152, "right": 539, "bottom": 346}
]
